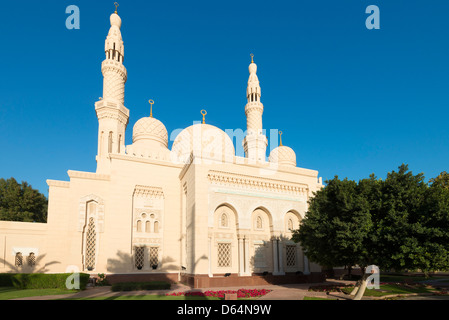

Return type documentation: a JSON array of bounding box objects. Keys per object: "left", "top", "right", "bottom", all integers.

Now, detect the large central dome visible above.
[{"left": 171, "top": 124, "right": 235, "bottom": 164}]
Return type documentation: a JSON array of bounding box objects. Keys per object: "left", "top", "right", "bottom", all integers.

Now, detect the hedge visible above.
[
  {"left": 111, "top": 281, "right": 171, "bottom": 292},
  {"left": 0, "top": 273, "right": 90, "bottom": 290}
]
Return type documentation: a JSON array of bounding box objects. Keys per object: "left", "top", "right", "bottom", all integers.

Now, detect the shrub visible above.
[
  {"left": 0, "top": 274, "right": 15, "bottom": 287},
  {"left": 0, "top": 273, "right": 90, "bottom": 290},
  {"left": 111, "top": 281, "right": 171, "bottom": 292}
]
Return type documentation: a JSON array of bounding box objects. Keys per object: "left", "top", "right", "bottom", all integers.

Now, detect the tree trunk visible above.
[
  {"left": 349, "top": 281, "right": 361, "bottom": 296},
  {"left": 353, "top": 268, "right": 369, "bottom": 301}
]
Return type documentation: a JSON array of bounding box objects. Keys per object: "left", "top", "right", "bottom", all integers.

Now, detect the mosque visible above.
[{"left": 0, "top": 7, "right": 324, "bottom": 288}]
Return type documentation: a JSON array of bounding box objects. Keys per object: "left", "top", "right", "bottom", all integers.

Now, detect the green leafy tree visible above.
[
  {"left": 293, "top": 164, "right": 449, "bottom": 300},
  {"left": 0, "top": 178, "right": 48, "bottom": 223},
  {"left": 429, "top": 171, "right": 449, "bottom": 189},
  {"left": 291, "top": 177, "right": 373, "bottom": 292}
]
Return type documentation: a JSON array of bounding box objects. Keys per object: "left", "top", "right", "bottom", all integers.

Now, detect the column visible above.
[
  {"left": 208, "top": 237, "right": 213, "bottom": 277},
  {"left": 238, "top": 237, "right": 245, "bottom": 276},
  {"left": 278, "top": 240, "right": 285, "bottom": 275},
  {"left": 272, "top": 239, "right": 279, "bottom": 275},
  {"left": 244, "top": 236, "right": 251, "bottom": 276}
]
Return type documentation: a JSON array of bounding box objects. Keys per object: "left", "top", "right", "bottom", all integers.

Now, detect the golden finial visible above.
[
  {"left": 279, "top": 131, "right": 283, "bottom": 146},
  {"left": 250, "top": 53, "right": 254, "bottom": 64},
  {"left": 149, "top": 100, "right": 155, "bottom": 118},
  {"left": 114, "top": 2, "right": 119, "bottom": 14},
  {"left": 201, "top": 110, "right": 207, "bottom": 124}
]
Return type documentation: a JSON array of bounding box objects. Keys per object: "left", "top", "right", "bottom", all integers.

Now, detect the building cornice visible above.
[
  {"left": 207, "top": 170, "right": 309, "bottom": 196},
  {"left": 46, "top": 180, "right": 70, "bottom": 188},
  {"left": 67, "top": 170, "right": 111, "bottom": 181}
]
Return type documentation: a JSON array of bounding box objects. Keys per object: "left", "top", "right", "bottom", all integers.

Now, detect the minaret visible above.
[
  {"left": 95, "top": 5, "right": 129, "bottom": 174},
  {"left": 243, "top": 54, "right": 268, "bottom": 162}
]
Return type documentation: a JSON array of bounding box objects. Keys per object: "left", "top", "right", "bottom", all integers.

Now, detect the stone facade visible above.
[{"left": 0, "top": 10, "right": 324, "bottom": 288}]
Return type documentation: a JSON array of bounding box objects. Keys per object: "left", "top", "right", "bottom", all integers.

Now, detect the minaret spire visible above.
[
  {"left": 94, "top": 7, "right": 130, "bottom": 174},
  {"left": 243, "top": 54, "right": 268, "bottom": 162}
]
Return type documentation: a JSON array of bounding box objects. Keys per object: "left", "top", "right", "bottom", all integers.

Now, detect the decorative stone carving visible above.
[{"left": 207, "top": 170, "right": 308, "bottom": 196}]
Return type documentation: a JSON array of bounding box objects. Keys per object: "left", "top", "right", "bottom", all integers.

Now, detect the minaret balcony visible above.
[{"left": 101, "top": 59, "right": 127, "bottom": 78}]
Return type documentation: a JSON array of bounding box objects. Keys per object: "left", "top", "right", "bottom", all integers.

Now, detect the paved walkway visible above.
[{"left": 11, "top": 280, "right": 357, "bottom": 300}]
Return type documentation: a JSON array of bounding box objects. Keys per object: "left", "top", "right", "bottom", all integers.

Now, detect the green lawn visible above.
[
  {"left": 0, "top": 287, "right": 78, "bottom": 300},
  {"left": 380, "top": 275, "right": 446, "bottom": 283},
  {"left": 340, "top": 284, "right": 436, "bottom": 297},
  {"left": 0, "top": 287, "right": 221, "bottom": 300}
]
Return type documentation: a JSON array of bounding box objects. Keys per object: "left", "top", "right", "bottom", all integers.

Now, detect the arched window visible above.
[
  {"left": 145, "top": 221, "right": 151, "bottom": 233},
  {"left": 137, "top": 220, "right": 142, "bottom": 232},
  {"left": 220, "top": 213, "right": 228, "bottom": 228},
  {"left": 256, "top": 216, "right": 263, "bottom": 229},
  {"left": 108, "top": 132, "right": 113, "bottom": 153},
  {"left": 288, "top": 219, "right": 293, "bottom": 231},
  {"left": 154, "top": 221, "right": 159, "bottom": 233}
]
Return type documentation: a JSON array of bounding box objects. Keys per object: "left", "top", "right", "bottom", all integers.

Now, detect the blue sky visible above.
[{"left": 0, "top": 0, "right": 448, "bottom": 196}]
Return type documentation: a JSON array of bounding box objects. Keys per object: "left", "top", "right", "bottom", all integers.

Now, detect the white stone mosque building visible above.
[{"left": 0, "top": 8, "right": 324, "bottom": 288}]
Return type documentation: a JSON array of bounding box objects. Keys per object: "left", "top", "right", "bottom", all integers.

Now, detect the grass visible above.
[
  {"left": 380, "top": 275, "right": 445, "bottom": 283},
  {"left": 0, "top": 287, "right": 78, "bottom": 300},
  {"left": 340, "top": 283, "right": 436, "bottom": 297}
]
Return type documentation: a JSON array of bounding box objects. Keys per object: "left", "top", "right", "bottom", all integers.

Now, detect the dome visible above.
[
  {"left": 171, "top": 124, "right": 235, "bottom": 164},
  {"left": 132, "top": 117, "right": 168, "bottom": 148},
  {"left": 269, "top": 146, "right": 297, "bottom": 167}
]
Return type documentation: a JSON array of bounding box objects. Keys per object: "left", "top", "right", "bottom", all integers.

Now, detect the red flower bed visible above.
[{"left": 166, "top": 289, "right": 271, "bottom": 299}]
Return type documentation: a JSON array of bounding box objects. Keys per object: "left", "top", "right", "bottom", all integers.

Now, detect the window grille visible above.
[
  {"left": 218, "top": 243, "right": 231, "bottom": 268},
  {"left": 149, "top": 247, "right": 159, "bottom": 269},
  {"left": 15, "top": 253, "right": 23, "bottom": 267},
  {"left": 85, "top": 217, "right": 96, "bottom": 270},
  {"left": 135, "top": 246, "right": 145, "bottom": 270},
  {"left": 286, "top": 245, "right": 297, "bottom": 267},
  {"left": 254, "top": 244, "right": 266, "bottom": 268},
  {"left": 27, "top": 253, "right": 36, "bottom": 267}
]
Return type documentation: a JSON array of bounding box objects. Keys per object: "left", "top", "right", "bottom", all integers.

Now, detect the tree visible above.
[
  {"left": 0, "top": 178, "right": 48, "bottom": 223},
  {"left": 293, "top": 164, "right": 449, "bottom": 300},
  {"left": 429, "top": 171, "right": 449, "bottom": 189},
  {"left": 291, "top": 176, "right": 373, "bottom": 298}
]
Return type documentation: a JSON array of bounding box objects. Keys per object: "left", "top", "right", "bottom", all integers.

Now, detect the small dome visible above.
[
  {"left": 171, "top": 124, "right": 235, "bottom": 164},
  {"left": 269, "top": 146, "right": 297, "bottom": 167},
  {"left": 133, "top": 117, "right": 168, "bottom": 148},
  {"left": 110, "top": 13, "right": 122, "bottom": 28}
]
